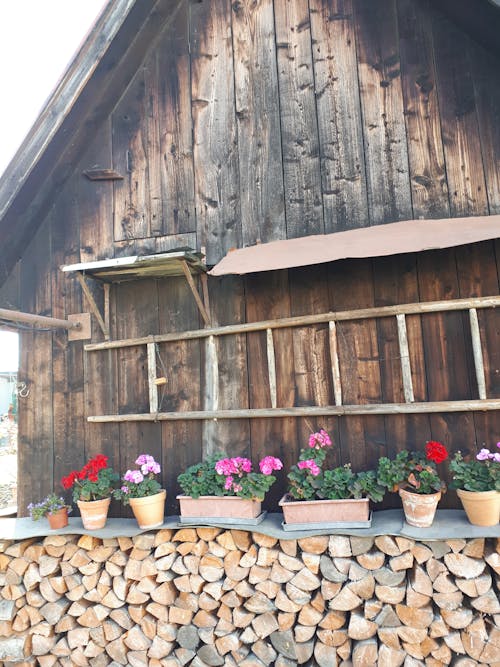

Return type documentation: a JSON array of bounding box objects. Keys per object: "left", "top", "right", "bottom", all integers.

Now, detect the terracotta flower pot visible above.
[
  {"left": 77, "top": 497, "right": 111, "bottom": 530},
  {"left": 177, "top": 495, "right": 261, "bottom": 520},
  {"left": 129, "top": 490, "right": 166, "bottom": 529},
  {"left": 279, "top": 495, "right": 370, "bottom": 525},
  {"left": 399, "top": 487, "right": 441, "bottom": 528},
  {"left": 47, "top": 508, "right": 69, "bottom": 530},
  {"left": 456, "top": 488, "right": 500, "bottom": 527}
]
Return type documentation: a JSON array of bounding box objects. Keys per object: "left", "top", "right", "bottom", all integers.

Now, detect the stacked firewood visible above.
[{"left": 0, "top": 530, "right": 498, "bottom": 666}]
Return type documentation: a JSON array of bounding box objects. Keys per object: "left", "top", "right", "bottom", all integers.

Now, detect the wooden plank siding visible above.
[{"left": 10, "top": 0, "right": 500, "bottom": 513}]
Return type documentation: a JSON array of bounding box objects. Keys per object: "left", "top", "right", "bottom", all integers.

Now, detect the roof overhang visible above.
[{"left": 209, "top": 215, "right": 500, "bottom": 276}]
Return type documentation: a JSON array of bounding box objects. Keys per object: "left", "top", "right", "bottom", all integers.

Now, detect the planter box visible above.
[
  {"left": 177, "top": 495, "right": 265, "bottom": 525},
  {"left": 279, "top": 494, "right": 371, "bottom": 531}
]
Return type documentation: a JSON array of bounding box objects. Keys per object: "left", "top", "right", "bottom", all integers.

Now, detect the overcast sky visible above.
[{"left": 0, "top": 0, "right": 106, "bottom": 370}]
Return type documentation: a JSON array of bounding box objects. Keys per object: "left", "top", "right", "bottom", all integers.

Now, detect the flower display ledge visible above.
[{"left": 0, "top": 509, "right": 499, "bottom": 540}]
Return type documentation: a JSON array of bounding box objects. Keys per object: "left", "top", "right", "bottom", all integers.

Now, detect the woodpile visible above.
[{"left": 0, "top": 532, "right": 498, "bottom": 665}]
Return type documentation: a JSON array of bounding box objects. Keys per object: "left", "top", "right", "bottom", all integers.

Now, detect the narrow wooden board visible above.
[
  {"left": 190, "top": 0, "right": 241, "bottom": 265},
  {"left": 354, "top": 0, "right": 412, "bottom": 224},
  {"left": 274, "top": 0, "right": 324, "bottom": 238},
  {"left": 397, "top": 0, "right": 449, "bottom": 219},
  {"left": 232, "top": 0, "right": 285, "bottom": 246},
  {"left": 309, "top": 0, "right": 369, "bottom": 231}
]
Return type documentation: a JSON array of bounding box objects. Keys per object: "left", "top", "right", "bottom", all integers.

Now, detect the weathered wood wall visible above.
[{"left": 6, "top": 0, "right": 500, "bottom": 514}]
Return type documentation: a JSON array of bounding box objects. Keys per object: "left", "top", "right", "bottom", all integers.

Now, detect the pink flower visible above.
[
  {"left": 233, "top": 484, "right": 242, "bottom": 493},
  {"left": 224, "top": 476, "right": 234, "bottom": 490},
  {"left": 297, "top": 459, "right": 321, "bottom": 476},
  {"left": 308, "top": 429, "right": 332, "bottom": 450},
  {"left": 492, "top": 453, "right": 500, "bottom": 462},
  {"left": 259, "top": 456, "right": 283, "bottom": 476},
  {"left": 215, "top": 457, "right": 252, "bottom": 477},
  {"left": 476, "top": 448, "right": 491, "bottom": 461},
  {"left": 124, "top": 470, "right": 144, "bottom": 484},
  {"left": 120, "top": 486, "right": 129, "bottom": 494}
]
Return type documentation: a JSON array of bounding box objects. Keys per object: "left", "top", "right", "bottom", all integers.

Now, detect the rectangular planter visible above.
[
  {"left": 279, "top": 494, "right": 371, "bottom": 530},
  {"left": 177, "top": 495, "right": 262, "bottom": 520}
]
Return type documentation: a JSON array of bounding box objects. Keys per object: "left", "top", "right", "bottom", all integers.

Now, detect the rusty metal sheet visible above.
[{"left": 209, "top": 215, "right": 500, "bottom": 275}]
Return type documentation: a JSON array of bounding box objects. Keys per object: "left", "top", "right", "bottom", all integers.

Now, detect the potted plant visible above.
[
  {"left": 27, "top": 493, "right": 71, "bottom": 530},
  {"left": 177, "top": 454, "right": 283, "bottom": 523},
  {"left": 450, "top": 445, "right": 500, "bottom": 526},
  {"left": 61, "top": 454, "right": 119, "bottom": 530},
  {"left": 377, "top": 441, "right": 448, "bottom": 527},
  {"left": 280, "top": 429, "right": 384, "bottom": 528},
  {"left": 114, "top": 454, "right": 166, "bottom": 529}
]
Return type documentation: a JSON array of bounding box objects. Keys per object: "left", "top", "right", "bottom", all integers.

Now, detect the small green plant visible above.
[
  {"left": 450, "top": 448, "right": 500, "bottom": 492},
  {"left": 114, "top": 455, "right": 162, "bottom": 505},
  {"left": 377, "top": 442, "right": 448, "bottom": 495},
  {"left": 27, "top": 494, "right": 71, "bottom": 521},
  {"left": 177, "top": 454, "right": 282, "bottom": 501},
  {"left": 319, "top": 466, "right": 385, "bottom": 503}
]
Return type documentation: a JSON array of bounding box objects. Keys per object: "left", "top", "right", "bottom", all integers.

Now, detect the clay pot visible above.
[
  {"left": 77, "top": 497, "right": 111, "bottom": 530},
  {"left": 456, "top": 488, "right": 500, "bottom": 526},
  {"left": 279, "top": 495, "right": 370, "bottom": 526},
  {"left": 47, "top": 508, "right": 69, "bottom": 530},
  {"left": 177, "top": 495, "right": 261, "bottom": 520},
  {"left": 399, "top": 487, "right": 441, "bottom": 528},
  {"left": 129, "top": 490, "right": 166, "bottom": 529}
]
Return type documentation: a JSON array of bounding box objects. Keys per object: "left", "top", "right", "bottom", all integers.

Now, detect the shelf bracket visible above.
[
  {"left": 180, "top": 260, "right": 211, "bottom": 326},
  {"left": 74, "top": 272, "right": 109, "bottom": 339}
]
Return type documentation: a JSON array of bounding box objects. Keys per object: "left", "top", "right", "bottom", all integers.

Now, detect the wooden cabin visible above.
[{"left": 1, "top": 0, "right": 500, "bottom": 516}]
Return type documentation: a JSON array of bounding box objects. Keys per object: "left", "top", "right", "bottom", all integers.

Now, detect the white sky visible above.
[{"left": 0, "top": 0, "right": 106, "bottom": 371}]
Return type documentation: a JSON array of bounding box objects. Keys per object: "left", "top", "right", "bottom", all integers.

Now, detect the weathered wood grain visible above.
[
  {"left": 158, "top": 3, "right": 196, "bottom": 236},
  {"left": 354, "top": 0, "right": 412, "bottom": 224},
  {"left": 397, "top": 0, "right": 449, "bottom": 219},
  {"left": 310, "top": 0, "right": 368, "bottom": 231},
  {"left": 274, "top": 0, "right": 324, "bottom": 238},
  {"left": 190, "top": 0, "right": 241, "bottom": 265},
  {"left": 232, "top": 0, "right": 285, "bottom": 246},
  {"left": 432, "top": 10, "right": 488, "bottom": 217}
]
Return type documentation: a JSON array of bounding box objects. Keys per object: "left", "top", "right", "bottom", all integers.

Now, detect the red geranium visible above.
[
  {"left": 61, "top": 455, "right": 118, "bottom": 502},
  {"left": 425, "top": 441, "right": 448, "bottom": 465}
]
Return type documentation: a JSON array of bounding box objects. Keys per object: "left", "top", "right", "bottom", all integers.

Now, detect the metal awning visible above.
[
  {"left": 62, "top": 249, "right": 206, "bottom": 282},
  {"left": 209, "top": 215, "right": 500, "bottom": 276}
]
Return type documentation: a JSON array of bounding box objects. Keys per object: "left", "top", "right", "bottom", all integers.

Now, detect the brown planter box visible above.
[
  {"left": 177, "top": 495, "right": 262, "bottom": 520},
  {"left": 279, "top": 494, "right": 371, "bottom": 530}
]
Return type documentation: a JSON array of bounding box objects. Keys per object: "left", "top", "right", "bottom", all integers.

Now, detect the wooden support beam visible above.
[
  {"left": 469, "top": 308, "right": 487, "bottom": 400},
  {"left": 266, "top": 329, "right": 277, "bottom": 409},
  {"left": 329, "top": 321, "right": 342, "bottom": 406},
  {"left": 85, "top": 294, "right": 500, "bottom": 352},
  {"left": 147, "top": 343, "right": 158, "bottom": 413},
  {"left": 87, "top": 398, "right": 500, "bottom": 422},
  {"left": 203, "top": 335, "right": 219, "bottom": 457},
  {"left": 0, "top": 307, "right": 80, "bottom": 331},
  {"left": 74, "top": 272, "right": 109, "bottom": 339},
  {"left": 200, "top": 272, "right": 211, "bottom": 324},
  {"left": 180, "top": 259, "right": 211, "bottom": 326},
  {"left": 396, "top": 314, "right": 414, "bottom": 403},
  {"left": 103, "top": 283, "right": 111, "bottom": 338}
]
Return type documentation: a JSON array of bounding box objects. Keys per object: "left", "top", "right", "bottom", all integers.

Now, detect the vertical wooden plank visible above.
[
  {"left": 245, "top": 270, "right": 298, "bottom": 509},
  {"left": 232, "top": 0, "right": 286, "bottom": 245},
  {"left": 115, "top": 280, "right": 161, "bottom": 516},
  {"left": 432, "top": 10, "right": 489, "bottom": 217},
  {"left": 328, "top": 321, "right": 342, "bottom": 406},
  {"left": 354, "top": 0, "right": 412, "bottom": 224},
  {"left": 266, "top": 329, "right": 277, "bottom": 409},
  {"left": 203, "top": 335, "right": 219, "bottom": 457},
  {"left": 274, "top": 0, "right": 324, "bottom": 238},
  {"left": 328, "top": 259, "right": 385, "bottom": 473},
  {"left": 51, "top": 177, "right": 86, "bottom": 502},
  {"left": 190, "top": 0, "right": 241, "bottom": 265},
  {"left": 372, "top": 253, "right": 430, "bottom": 508},
  {"left": 203, "top": 276, "right": 250, "bottom": 458},
  {"left": 144, "top": 52, "right": 163, "bottom": 236},
  {"left": 397, "top": 0, "right": 449, "bottom": 219},
  {"left": 472, "top": 45, "right": 500, "bottom": 214},
  {"left": 309, "top": 0, "right": 369, "bottom": 231},
  {"left": 158, "top": 2, "right": 196, "bottom": 235},
  {"left": 469, "top": 308, "right": 486, "bottom": 400},
  {"left": 112, "top": 66, "right": 150, "bottom": 241},
  {"left": 396, "top": 314, "right": 414, "bottom": 403},
  {"left": 18, "top": 221, "right": 53, "bottom": 514},
  {"left": 158, "top": 276, "right": 201, "bottom": 516},
  {"left": 147, "top": 343, "right": 159, "bottom": 413}
]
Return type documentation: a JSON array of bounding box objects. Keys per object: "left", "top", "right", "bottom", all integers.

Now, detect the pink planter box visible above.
[
  {"left": 177, "top": 495, "right": 262, "bottom": 520},
  {"left": 279, "top": 494, "right": 370, "bottom": 526}
]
